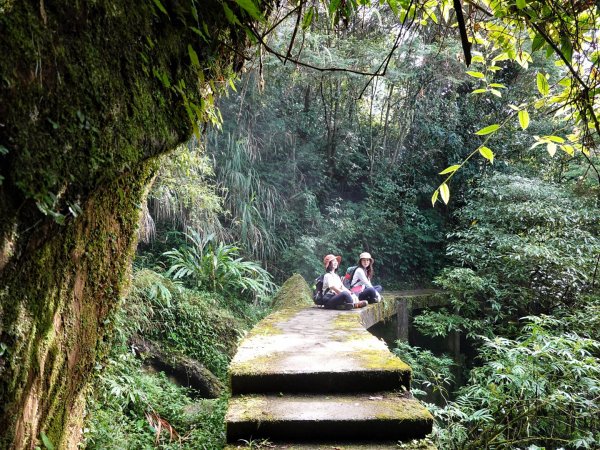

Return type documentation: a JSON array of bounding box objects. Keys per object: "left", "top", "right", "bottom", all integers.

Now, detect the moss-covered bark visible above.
[{"left": 0, "top": 1, "right": 265, "bottom": 448}]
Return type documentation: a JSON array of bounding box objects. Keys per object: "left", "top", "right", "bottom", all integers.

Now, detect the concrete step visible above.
[
  {"left": 225, "top": 440, "right": 436, "bottom": 449},
  {"left": 229, "top": 308, "right": 412, "bottom": 395},
  {"left": 226, "top": 392, "right": 433, "bottom": 443}
]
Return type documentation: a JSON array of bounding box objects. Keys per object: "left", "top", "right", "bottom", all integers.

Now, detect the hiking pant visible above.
[
  {"left": 358, "top": 285, "right": 383, "bottom": 303},
  {"left": 323, "top": 291, "right": 353, "bottom": 309}
]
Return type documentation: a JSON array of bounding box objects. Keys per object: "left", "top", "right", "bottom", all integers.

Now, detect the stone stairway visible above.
[{"left": 225, "top": 276, "right": 434, "bottom": 449}]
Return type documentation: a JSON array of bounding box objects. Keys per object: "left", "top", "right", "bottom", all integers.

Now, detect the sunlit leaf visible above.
[
  {"left": 475, "top": 124, "right": 500, "bottom": 135},
  {"left": 536, "top": 72, "right": 549, "bottom": 96},
  {"left": 479, "top": 146, "right": 494, "bottom": 163},
  {"left": 439, "top": 164, "right": 460, "bottom": 175},
  {"left": 547, "top": 142, "right": 557, "bottom": 156},
  {"left": 431, "top": 189, "right": 439, "bottom": 207},
  {"left": 516, "top": 0, "right": 526, "bottom": 9},
  {"left": 440, "top": 183, "right": 450, "bottom": 205},
  {"left": 518, "top": 109, "right": 530, "bottom": 130},
  {"left": 467, "top": 71, "right": 485, "bottom": 79}
]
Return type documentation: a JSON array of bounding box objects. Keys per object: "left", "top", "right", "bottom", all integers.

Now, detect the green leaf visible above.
[
  {"left": 490, "top": 89, "right": 502, "bottom": 97},
  {"left": 40, "top": 432, "right": 55, "bottom": 450},
  {"left": 440, "top": 183, "right": 450, "bottom": 205},
  {"left": 222, "top": 3, "right": 241, "bottom": 25},
  {"left": 234, "top": 0, "right": 264, "bottom": 21},
  {"left": 479, "top": 146, "right": 494, "bottom": 163},
  {"left": 475, "top": 124, "right": 500, "bottom": 135},
  {"left": 188, "top": 45, "right": 200, "bottom": 68},
  {"left": 560, "top": 35, "right": 573, "bottom": 62},
  {"left": 546, "top": 135, "right": 565, "bottom": 143},
  {"left": 531, "top": 33, "right": 545, "bottom": 52},
  {"left": 151, "top": 0, "right": 168, "bottom": 15},
  {"left": 518, "top": 109, "right": 530, "bottom": 130},
  {"left": 536, "top": 72, "right": 549, "bottom": 96},
  {"left": 489, "top": 83, "right": 506, "bottom": 88},
  {"left": 431, "top": 189, "right": 439, "bottom": 207},
  {"left": 439, "top": 164, "right": 460, "bottom": 175},
  {"left": 302, "top": 6, "right": 315, "bottom": 29},
  {"left": 471, "top": 88, "right": 487, "bottom": 94},
  {"left": 516, "top": 0, "right": 526, "bottom": 9},
  {"left": 466, "top": 71, "right": 485, "bottom": 79},
  {"left": 0, "top": 145, "right": 8, "bottom": 155},
  {"left": 560, "top": 144, "right": 575, "bottom": 156}
]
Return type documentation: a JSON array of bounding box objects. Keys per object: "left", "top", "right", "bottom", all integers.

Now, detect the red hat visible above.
[{"left": 323, "top": 254, "right": 342, "bottom": 268}]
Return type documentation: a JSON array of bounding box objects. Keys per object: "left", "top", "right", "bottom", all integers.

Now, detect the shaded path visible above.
[{"left": 225, "top": 278, "right": 437, "bottom": 449}]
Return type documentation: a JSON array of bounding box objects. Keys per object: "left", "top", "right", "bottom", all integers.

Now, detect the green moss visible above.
[
  {"left": 355, "top": 349, "right": 412, "bottom": 373},
  {"left": 271, "top": 274, "right": 313, "bottom": 311}
]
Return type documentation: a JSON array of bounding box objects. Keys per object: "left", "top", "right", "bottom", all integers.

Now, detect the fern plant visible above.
[{"left": 163, "top": 229, "right": 277, "bottom": 304}]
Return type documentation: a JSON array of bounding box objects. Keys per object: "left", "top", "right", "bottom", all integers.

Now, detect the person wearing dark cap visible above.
[
  {"left": 322, "top": 254, "right": 368, "bottom": 310},
  {"left": 350, "top": 252, "right": 383, "bottom": 303}
]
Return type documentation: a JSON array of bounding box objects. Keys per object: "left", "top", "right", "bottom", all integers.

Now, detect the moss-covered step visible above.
[
  {"left": 226, "top": 392, "right": 433, "bottom": 442},
  {"left": 229, "top": 307, "right": 412, "bottom": 394},
  {"left": 224, "top": 438, "right": 437, "bottom": 449}
]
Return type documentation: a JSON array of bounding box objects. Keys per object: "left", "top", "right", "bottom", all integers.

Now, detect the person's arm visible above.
[
  {"left": 328, "top": 273, "right": 350, "bottom": 294},
  {"left": 354, "top": 268, "right": 373, "bottom": 288}
]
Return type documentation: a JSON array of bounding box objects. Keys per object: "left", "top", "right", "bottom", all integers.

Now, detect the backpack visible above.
[
  {"left": 313, "top": 274, "right": 326, "bottom": 305},
  {"left": 342, "top": 266, "right": 359, "bottom": 289}
]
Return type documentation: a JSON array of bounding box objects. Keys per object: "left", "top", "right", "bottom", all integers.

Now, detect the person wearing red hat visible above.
[
  {"left": 350, "top": 252, "right": 383, "bottom": 303},
  {"left": 321, "top": 254, "right": 368, "bottom": 310}
]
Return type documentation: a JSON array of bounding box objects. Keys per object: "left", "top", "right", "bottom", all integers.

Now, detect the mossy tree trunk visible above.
[{"left": 0, "top": 1, "right": 263, "bottom": 448}]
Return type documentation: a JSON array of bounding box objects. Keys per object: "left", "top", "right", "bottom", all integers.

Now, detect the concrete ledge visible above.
[
  {"left": 229, "top": 307, "right": 411, "bottom": 395},
  {"left": 226, "top": 392, "right": 433, "bottom": 442}
]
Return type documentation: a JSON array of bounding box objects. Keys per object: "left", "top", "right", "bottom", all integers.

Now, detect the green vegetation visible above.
[{"left": 1, "top": 0, "right": 599, "bottom": 448}]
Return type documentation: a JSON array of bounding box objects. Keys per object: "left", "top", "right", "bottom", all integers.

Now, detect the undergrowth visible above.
[{"left": 83, "top": 268, "right": 271, "bottom": 449}]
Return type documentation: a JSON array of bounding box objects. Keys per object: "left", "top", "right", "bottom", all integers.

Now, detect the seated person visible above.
[{"left": 322, "top": 254, "right": 367, "bottom": 310}]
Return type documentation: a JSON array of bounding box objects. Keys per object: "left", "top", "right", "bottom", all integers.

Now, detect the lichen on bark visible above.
[{"left": 0, "top": 0, "right": 265, "bottom": 448}]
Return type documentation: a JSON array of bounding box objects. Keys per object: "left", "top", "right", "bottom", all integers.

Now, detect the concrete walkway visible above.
[{"left": 225, "top": 279, "right": 435, "bottom": 449}]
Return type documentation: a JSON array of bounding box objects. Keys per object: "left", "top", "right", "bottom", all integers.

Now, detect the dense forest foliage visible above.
[
  {"left": 1, "top": 0, "right": 599, "bottom": 449},
  {"left": 82, "top": 2, "right": 600, "bottom": 449}
]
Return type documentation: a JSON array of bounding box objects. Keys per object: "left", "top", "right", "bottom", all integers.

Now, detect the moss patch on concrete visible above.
[{"left": 271, "top": 274, "right": 313, "bottom": 311}]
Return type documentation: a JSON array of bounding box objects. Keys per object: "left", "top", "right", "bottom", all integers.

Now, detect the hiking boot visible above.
[{"left": 353, "top": 300, "right": 368, "bottom": 308}]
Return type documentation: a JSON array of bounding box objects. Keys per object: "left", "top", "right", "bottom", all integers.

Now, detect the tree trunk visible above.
[{"left": 0, "top": 1, "right": 259, "bottom": 448}]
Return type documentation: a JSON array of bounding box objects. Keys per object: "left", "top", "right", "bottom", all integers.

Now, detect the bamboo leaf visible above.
[
  {"left": 479, "top": 146, "right": 494, "bottom": 163},
  {"left": 440, "top": 183, "right": 450, "bottom": 205},
  {"left": 475, "top": 124, "right": 500, "bottom": 135},
  {"left": 188, "top": 45, "right": 200, "bottom": 68},
  {"left": 439, "top": 164, "right": 460, "bottom": 175},
  {"left": 222, "top": 3, "right": 241, "bottom": 25},
  {"left": 234, "top": 0, "right": 264, "bottom": 21},
  {"left": 518, "top": 109, "right": 530, "bottom": 130},
  {"left": 152, "top": 0, "right": 168, "bottom": 15}
]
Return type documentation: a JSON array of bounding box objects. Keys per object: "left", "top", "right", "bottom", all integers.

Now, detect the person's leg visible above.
[
  {"left": 324, "top": 291, "right": 354, "bottom": 309},
  {"left": 358, "top": 287, "right": 378, "bottom": 303},
  {"left": 372, "top": 285, "right": 383, "bottom": 301}
]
